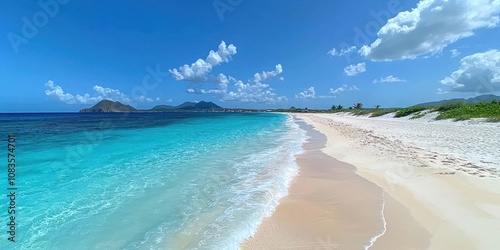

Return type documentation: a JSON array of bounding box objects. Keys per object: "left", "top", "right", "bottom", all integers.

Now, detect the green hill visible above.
[
  {"left": 149, "top": 105, "right": 175, "bottom": 112},
  {"left": 416, "top": 94, "right": 500, "bottom": 106},
  {"left": 79, "top": 100, "right": 137, "bottom": 112}
]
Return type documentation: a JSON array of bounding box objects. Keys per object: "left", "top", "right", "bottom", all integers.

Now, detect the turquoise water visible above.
[{"left": 0, "top": 112, "right": 306, "bottom": 249}]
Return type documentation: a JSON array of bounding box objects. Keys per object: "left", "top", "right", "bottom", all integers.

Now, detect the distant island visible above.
[{"left": 79, "top": 100, "right": 223, "bottom": 113}]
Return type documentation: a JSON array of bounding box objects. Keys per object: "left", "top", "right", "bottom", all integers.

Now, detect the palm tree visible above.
[
  {"left": 375, "top": 104, "right": 381, "bottom": 109},
  {"left": 353, "top": 103, "right": 363, "bottom": 110},
  {"left": 337, "top": 105, "right": 343, "bottom": 110},
  {"left": 331, "top": 105, "right": 336, "bottom": 110}
]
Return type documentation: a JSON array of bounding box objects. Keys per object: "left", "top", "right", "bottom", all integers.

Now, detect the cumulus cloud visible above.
[
  {"left": 440, "top": 49, "right": 500, "bottom": 93},
  {"left": 360, "top": 0, "right": 500, "bottom": 61},
  {"left": 295, "top": 86, "right": 316, "bottom": 99},
  {"left": 329, "top": 84, "right": 360, "bottom": 94},
  {"left": 328, "top": 46, "right": 357, "bottom": 57},
  {"left": 372, "top": 75, "right": 407, "bottom": 83},
  {"left": 44, "top": 81, "right": 154, "bottom": 104},
  {"left": 222, "top": 70, "right": 287, "bottom": 103},
  {"left": 224, "top": 80, "right": 287, "bottom": 103},
  {"left": 252, "top": 64, "right": 283, "bottom": 83},
  {"left": 292, "top": 84, "right": 359, "bottom": 100},
  {"left": 170, "top": 41, "right": 285, "bottom": 103},
  {"left": 169, "top": 41, "right": 237, "bottom": 82},
  {"left": 344, "top": 62, "right": 366, "bottom": 76},
  {"left": 450, "top": 49, "right": 461, "bottom": 58},
  {"left": 188, "top": 65, "right": 286, "bottom": 103}
]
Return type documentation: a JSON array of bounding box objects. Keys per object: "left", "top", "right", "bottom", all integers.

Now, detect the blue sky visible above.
[{"left": 1, "top": 0, "right": 500, "bottom": 112}]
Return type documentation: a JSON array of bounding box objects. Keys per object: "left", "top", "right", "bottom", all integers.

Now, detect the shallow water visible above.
[{"left": 0, "top": 112, "right": 306, "bottom": 249}]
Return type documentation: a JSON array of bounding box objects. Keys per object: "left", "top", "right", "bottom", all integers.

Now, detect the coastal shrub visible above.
[
  {"left": 370, "top": 109, "right": 397, "bottom": 117},
  {"left": 436, "top": 101, "right": 500, "bottom": 120},
  {"left": 350, "top": 109, "right": 372, "bottom": 116},
  {"left": 394, "top": 106, "right": 427, "bottom": 118},
  {"left": 410, "top": 112, "right": 426, "bottom": 119},
  {"left": 433, "top": 102, "right": 466, "bottom": 112}
]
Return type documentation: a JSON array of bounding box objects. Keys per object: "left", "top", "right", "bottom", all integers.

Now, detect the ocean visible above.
[{"left": 0, "top": 112, "right": 306, "bottom": 250}]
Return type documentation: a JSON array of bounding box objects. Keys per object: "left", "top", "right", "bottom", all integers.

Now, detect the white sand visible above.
[
  {"left": 317, "top": 112, "right": 500, "bottom": 176},
  {"left": 296, "top": 113, "right": 500, "bottom": 249}
]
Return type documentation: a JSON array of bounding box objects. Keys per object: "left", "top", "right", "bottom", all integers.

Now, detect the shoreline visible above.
[
  {"left": 243, "top": 113, "right": 500, "bottom": 249},
  {"left": 242, "top": 116, "right": 428, "bottom": 249}
]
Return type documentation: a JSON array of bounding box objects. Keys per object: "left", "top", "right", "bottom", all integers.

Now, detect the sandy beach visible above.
[{"left": 243, "top": 113, "right": 500, "bottom": 249}]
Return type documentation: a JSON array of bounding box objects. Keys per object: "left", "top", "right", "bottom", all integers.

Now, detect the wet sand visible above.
[{"left": 243, "top": 118, "right": 429, "bottom": 249}]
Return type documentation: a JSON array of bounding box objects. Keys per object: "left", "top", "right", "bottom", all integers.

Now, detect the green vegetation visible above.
[
  {"left": 410, "top": 112, "right": 426, "bottom": 119},
  {"left": 281, "top": 99, "right": 500, "bottom": 122},
  {"left": 394, "top": 106, "right": 426, "bottom": 118},
  {"left": 436, "top": 100, "right": 500, "bottom": 120},
  {"left": 350, "top": 109, "right": 373, "bottom": 116},
  {"left": 432, "top": 102, "right": 466, "bottom": 112},
  {"left": 370, "top": 109, "right": 398, "bottom": 117}
]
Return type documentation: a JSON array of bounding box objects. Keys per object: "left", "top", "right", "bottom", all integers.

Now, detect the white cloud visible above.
[
  {"left": 328, "top": 46, "right": 357, "bottom": 57},
  {"left": 279, "top": 76, "right": 284, "bottom": 81},
  {"left": 92, "top": 85, "right": 130, "bottom": 102},
  {"left": 329, "top": 84, "right": 360, "bottom": 94},
  {"left": 360, "top": 0, "right": 500, "bottom": 61},
  {"left": 437, "top": 88, "right": 449, "bottom": 94},
  {"left": 224, "top": 80, "right": 287, "bottom": 103},
  {"left": 327, "top": 48, "right": 337, "bottom": 56},
  {"left": 450, "top": 49, "right": 461, "bottom": 58},
  {"left": 440, "top": 49, "right": 500, "bottom": 93},
  {"left": 44, "top": 81, "right": 154, "bottom": 104},
  {"left": 188, "top": 65, "right": 286, "bottom": 103},
  {"left": 344, "top": 62, "right": 366, "bottom": 76},
  {"left": 222, "top": 70, "right": 287, "bottom": 103},
  {"left": 295, "top": 86, "right": 316, "bottom": 99},
  {"left": 252, "top": 64, "right": 283, "bottom": 83},
  {"left": 134, "top": 95, "right": 155, "bottom": 102},
  {"left": 170, "top": 42, "right": 285, "bottom": 103},
  {"left": 372, "top": 75, "right": 408, "bottom": 83},
  {"left": 169, "top": 41, "right": 237, "bottom": 82}
]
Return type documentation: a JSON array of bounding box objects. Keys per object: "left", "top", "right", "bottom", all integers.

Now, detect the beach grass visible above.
[
  {"left": 349, "top": 109, "right": 375, "bottom": 116},
  {"left": 370, "top": 109, "right": 398, "bottom": 117},
  {"left": 394, "top": 106, "right": 427, "bottom": 118},
  {"left": 410, "top": 112, "right": 426, "bottom": 119}
]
